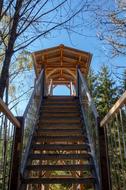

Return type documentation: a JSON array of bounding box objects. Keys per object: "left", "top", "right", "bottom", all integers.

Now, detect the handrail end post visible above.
[
  {"left": 9, "top": 117, "right": 24, "bottom": 190},
  {"left": 76, "top": 66, "right": 80, "bottom": 97},
  {"left": 98, "top": 123, "right": 111, "bottom": 190}
]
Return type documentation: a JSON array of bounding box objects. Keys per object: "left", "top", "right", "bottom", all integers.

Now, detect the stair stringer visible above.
[
  {"left": 79, "top": 96, "right": 101, "bottom": 190},
  {"left": 19, "top": 98, "right": 44, "bottom": 190}
]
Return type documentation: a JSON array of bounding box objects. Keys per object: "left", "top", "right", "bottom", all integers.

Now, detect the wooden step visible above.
[
  {"left": 44, "top": 102, "right": 78, "bottom": 106},
  {"left": 33, "top": 135, "right": 86, "bottom": 140},
  {"left": 44, "top": 101, "right": 79, "bottom": 105},
  {"left": 36, "top": 129, "right": 82, "bottom": 132},
  {"left": 29, "top": 153, "right": 92, "bottom": 160},
  {"left": 37, "top": 125, "right": 82, "bottom": 130},
  {"left": 22, "top": 177, "right": 96, "bottom": 185},
  {"left": 40, "top": 119, "right": 81, "bottom": 124},
  {"left": 43, "top": 105, "right": 79, "bottom": 109},
  {"left": 43, "top": 104, "right": 79, "bottom": 109},
  {"left": 40, "top": 115, "right": 81, "bottom": 120},
  {"left": 41, "top": 112, "right": 80, "bottom": 117},
  {"left": 41, "top": 109, "right": 80, "bottom": 113},
  {"left": 36, "top": 129, "right": 83, "bottom": 135},
  {"left": 32, "top": 144, "right": 90, "bottom": 151},
  {"left": 38, "top": 123, "right": 82, "bottom": 129},
  {"left": 40, "top": 116, "right": 80, "bottom": 120},
  {"left": 33, "top": 135, "right": 87, "bottom": 142},
  {"left": 35, "top": 133, "right": 82, "bottom": 137},
  {"left": 42, "top": 106, "right": 80, "bottom": 112},
  {"left": 44, "top": 95, "right": 77, "bottom": 99},
  {"left": 26, "top": 164, "right": 93, "bottom": 171},
  {"left": 45, "top": 96, "right": 77, "bottom": 100}
]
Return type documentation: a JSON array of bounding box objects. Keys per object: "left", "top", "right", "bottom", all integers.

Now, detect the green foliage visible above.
[
  {"left": 119, "top": 69, "right": 126, "bottom": 95},
  {"left": 88, "top": 65, "right": 119, "bottom": 118},
  {"left": 96, "top": 65, "right": 118, "bottom": 118},
  {"left": 88, "top": 69, "right": 97, "bottom": 98},
  {"left": 122, "top": 70, "right": 126, "bottom": 91}
]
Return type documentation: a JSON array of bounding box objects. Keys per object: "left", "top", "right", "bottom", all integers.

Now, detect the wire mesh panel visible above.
[
  {"left": 21, "top": 69, "right": 45, "bottom": 174},
  {"left": 78, "top": 69, "right": 101, "bottom": 188},
  {"left": 0, "top": 69, "right": 45, "bottom": 190},
  {"left": 105, "top": 105, "right": 126, "bottom": 190},
  {"left": 0, "top": 114, "right": 15, "bottom": 190}
]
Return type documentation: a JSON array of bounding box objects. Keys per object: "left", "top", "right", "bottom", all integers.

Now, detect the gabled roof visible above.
[{"left": 32, "top": 44, "right": 92, "bottom": 85}]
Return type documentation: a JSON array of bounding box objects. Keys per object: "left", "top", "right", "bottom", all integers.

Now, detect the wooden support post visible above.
[
  {"left": 98, "top": 122, "right": 111, "bottom": 190},
  {"left": 76, "top": 65, "right": 80, "bottom": 97},
  {"left": 70, "top": 81, "right": 73, "bottom": 96},
  {"left": 48, "top": 79, "right": 53, "bottom": 96},
  {"left": 9, "top": 117, "right": 24, "bottom": 190}
]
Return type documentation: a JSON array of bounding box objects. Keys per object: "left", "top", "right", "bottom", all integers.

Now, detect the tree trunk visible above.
[
  {"left": 0, "top": 0, "right": 23, "bottom": 99},
  {"left": 0, "top": 0, "right": 3, "bottom": 17},
  {"left": 0, "top": 50, "right": 12, "bottom": 98}
]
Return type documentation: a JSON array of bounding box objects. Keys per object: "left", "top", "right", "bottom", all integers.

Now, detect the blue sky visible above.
[
  {"left": 26, "top": 18, "right": 125, "bottom": 95},
  {"left": 28, "top": 14, "right": 125, "bottom": 75},
  {"left": 27, "top": 26, "right": 125, "bottom": 95},
  {"left": 12, "top": 0, "right": 126, "bottom": 112}
]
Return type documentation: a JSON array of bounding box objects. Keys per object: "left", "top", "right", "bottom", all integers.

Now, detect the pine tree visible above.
[
  {"left": 95, "top": 65, "right": 118, "bottom": 118},
  {"left": 122, "top": 69, "right": 126, "bottom": 92},
  {"left": 118, "top": 69, "right": 126, "bottom": 96},
  {"left": 87, "top": 68, "right": 98, "bottom": 103}
]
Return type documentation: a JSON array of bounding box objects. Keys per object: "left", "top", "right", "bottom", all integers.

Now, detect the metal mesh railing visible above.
[
  {"left": 78, "top": 68, "right": 101, "bottom": 189},
  {"left": 101, "top": 91, "right": 126, "bottom": 190},
  {"left": 0, "top": 114, "right": 15, "bottom": 190},
  {"left": 21, "top": 69, "right": 45, "bottom": 174},
  {"left": 0, "top": 94, "right": 20, "bottom": 190}
]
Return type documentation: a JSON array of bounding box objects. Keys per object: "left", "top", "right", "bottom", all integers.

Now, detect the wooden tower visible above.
[{"left": 32, "top": 44, "right": 92, "bottom": 95}]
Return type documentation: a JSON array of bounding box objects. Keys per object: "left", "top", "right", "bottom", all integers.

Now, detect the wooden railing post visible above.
[
  {"left": 76, "top": 66, "right": 80, "bottom": 97},
  {"left": 98, "top": 119, "right": 111, "bottom": 190},
  {"left": 9, "top": 117, "right": 24, "bottom": 190},
  {"left": 42, "top": 67, "right": 46, "bottom": 97}
]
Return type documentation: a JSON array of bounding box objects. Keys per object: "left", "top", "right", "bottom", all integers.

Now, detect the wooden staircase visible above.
[{"left": 20, "top": 96, "right": 97, "bottom": 190}]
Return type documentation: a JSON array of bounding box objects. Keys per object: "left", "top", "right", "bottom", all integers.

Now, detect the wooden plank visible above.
[
  {"left": 46, "top": 57, "right": 61, "bottom": 63},
  {"left": 48, "top": 80, "right": 74, "bottom": 85},
  {"left": 37, "top": 125, "right": 82, "bottom": 130},
  {"left": 100, "top": 91, "right": 126, "bottom": 127},
  {"left": 44, "top": 100, "right": 78, "bottom": 104},
  {"left": 32, "top": 144, "right": 90, "bottom": 151},
  {"left": 36, "top": 132, "right": 82, "bottom": 137},
  {"left": 33, "top": 44, "right": 91, "bottom": 59},
  {"left": 33, "top": 44, "right": 92, "bottom": 79},
  {"left": 38, "top": 123, "right": 82, "bottom": 128},
  {"left": 43, "top": 104, "right": 79, "bottom": 108},
  {"left": 0, "top": 98, "right": 20, "bottom": 128},
  {"left": 37, "top": 127, "right": 82, "bottom": 135},
  {"left": 42, "top": 108, "right": 79, "bottom": 112},
  {"left": 98, "top": 126, "right": 111, "bottom": 190},
  {"left": 29, "top": 153, "right": 91, "bottom": 160},
  {"left": 26, "top": 164, "right": 93, "bottom": 171},
  {"left": 39, "top": 119, "right": 81, "bottom": 124},
  {"left": 9, "top": 117, "right": 23, "bottom": 189},
  {"left": 41, "top": 111, "right": 79, "bottom": 115},
  {"left": 23, "top": 177, "right": 95, "bottom": 185},
  {"left": 37, "top": 128, "right": 82, "bottom": 133},
  {"left": 63, "top": 46, "right": 91, "bottom": 58}
]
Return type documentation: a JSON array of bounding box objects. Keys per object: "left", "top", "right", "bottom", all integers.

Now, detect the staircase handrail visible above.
[
  {"left": 77, "top": 68, "right": 101, "bottom": 189},
  {"left": 0, "top": 98, "right": 21, "bottom": 189},
  {"left": 20, "top": 69, "right": 45, "bottom": 176},
  {"left": 23, "top": 69, "right": 44, "bottom": 119},
  {"left": 0, "top": 98, "right": 20, "bottom": 128},
  {"left": 100, "top": 91, "right": 126, "bottom": 190},
  {"left": 100, "top": 90, "right": 126, "bottom": 127},
  {"left": 78, "top": 68, "right": 99, "bottom": 120}
]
